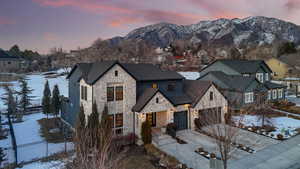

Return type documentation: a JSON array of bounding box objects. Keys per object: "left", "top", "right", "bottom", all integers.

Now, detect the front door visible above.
[
  {"left": 146, "top": 112, "right": 156, "bottom": 127},
  {"left": 174, "top": 111, "right": 188, "bottom": 130}
]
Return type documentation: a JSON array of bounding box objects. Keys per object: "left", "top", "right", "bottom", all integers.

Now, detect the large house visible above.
[
  {"left": 62, "top": 61, "right": 228, "bottom": 141},
  {"left": 0, "top": 49, "right": 22, "bottom": 72},
  {"left": 198, "top": 59, "right": 286, "bottom": 110}
]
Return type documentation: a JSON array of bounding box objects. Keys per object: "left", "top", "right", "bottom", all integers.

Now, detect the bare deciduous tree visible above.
[{"left": 71, "top": 104, "right": 125, "bottom": 169}]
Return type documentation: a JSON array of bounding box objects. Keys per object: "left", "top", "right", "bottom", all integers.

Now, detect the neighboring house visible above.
[
  {"left": 198, "top": 59, "right": 286, "bottom": 110},
  {"left": 62, "top": 61, "right": 228, "bottom": 142},
  {"left": 0, "top": 49, "right": 22, "bottom": 73},
  {"left": 266, "top": 58, "right": 291, "bottom": 80}
]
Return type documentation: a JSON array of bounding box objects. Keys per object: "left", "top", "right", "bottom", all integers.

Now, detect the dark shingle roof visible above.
[
  {"left": 67, "top": 61, "right": 184, "bottom": 84},
  {"left": 214, "top": 59, "right": 272, "bottom": 74},
  {"left": 0, "top": 49, "right": 19, "bottom": 59},
  {"left": 264, "top": 81, "right": 286, "bottom": 89},
  {"left": 132, "top": 88, "right": 160, "bottom": 112},
  {"left": 122, "top": 63, "right": 184, "bottom": 81},
  {"left": 183, "top": 80, "right": 212, "bottom": 107},
  {"left": 85, "top": 61, "right": 116, "bottom": 84},
  {"left": 201, "top": 71, "right": 257, "bottom": 91}
]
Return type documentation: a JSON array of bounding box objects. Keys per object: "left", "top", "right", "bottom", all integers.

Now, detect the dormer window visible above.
[
  {"left": 167, "top": 83, "right": 175, "bottom": 91},
  {"left": 115, "top": 70, "right": 118, "bottom": 77},
  {"left": 152, "top": 83, "right": 158, "bottom": 89}
]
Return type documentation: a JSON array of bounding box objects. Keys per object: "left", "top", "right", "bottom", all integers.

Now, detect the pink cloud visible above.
[
  {"left": 0, "top": 17, "right": 15, "bottom": 25},
  {"left": 43, "top": 32, "right": 59, "bottom": 41}
]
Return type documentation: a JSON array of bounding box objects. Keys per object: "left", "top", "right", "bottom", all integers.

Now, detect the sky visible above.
[{"left": 0, "top": 0, "right": 300, "bottom": 54}]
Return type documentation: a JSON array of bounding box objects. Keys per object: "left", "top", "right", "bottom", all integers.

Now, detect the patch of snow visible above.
[
  {"left": 17, "top": 160, "right": 64, "bottom": 169},
  {"left": 0, "top": 70, "right": 68, "bottom": 111},
  {"left": 0, "top": 113, "right": 74, "bottom": 165},
  {"left": 179, "top": 72, "right": 200, "bottom": 80},
  {"left": 233, "top": 115, "right": 300, "bottom": 139}
]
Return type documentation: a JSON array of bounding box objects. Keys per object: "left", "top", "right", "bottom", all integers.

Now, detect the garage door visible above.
[
  {"left": 199, "top": 107, "right": 222, "bottom": 125},
  {"left": 174, "top": 111, "right": 188, "bottom": 130}
]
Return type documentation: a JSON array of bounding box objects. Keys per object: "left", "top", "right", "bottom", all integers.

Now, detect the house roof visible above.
[
  {"left": 200, "top": 71, "right": 258, "bottom": 91},
  {"left": 67, "top": 61, "right": 184, "bottom": 84},
  {"left": 0, "top": 49, "right": 19, "bottom": 60},
  {"left": 201, "top": 59, "right": 273, "bottom": 74},
  {"left": 122, "top": 63, "right": 184, "bottom": 81},
  {"left": 132, "top": 87, "right": 192, "bottom": 112},
  {"left": 132, "top": 88, "right": 171, "bottom": 112},
  {"left": 183, "top": 80, "right": 213, "bottom": 107},
  {"left": 264, "top": 81, "right": 286, "bottom": 89}
]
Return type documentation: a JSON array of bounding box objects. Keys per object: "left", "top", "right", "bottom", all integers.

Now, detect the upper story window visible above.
[
  {"left": 209, "top": 91, "right": 214, "bottom": 101},
  {"left": 81, "top": 85, "right": 87, "bottom": 101},
  {"left": 243, "top": 74, "right": 250, "bottom": 77},
  {"left": 265, "top": 73, "right": 269, "bottom": 81},
  {"left": 152, "top": 83, "right": 158, "bottom": 89},
  {"left": 272, "top": 89, "right": 277, "bottom": 99},
  {"left": 116, "top": 86, "right": 123, "bottom": 101},
  {"left": 107, "top": 86, "right": 123, "bottom": 102},
  {"left": 256, "top": 73, "right": 264, "bottom": 83},
  {"left": 7, "top": 61, "right": 11, "bottom": 65},
  {"left": 167, "top": 83, "right": 175, "bottom": 91},
  {"left": 107, "top": 87, "right": 114, "bottom": 101},
  {"left": 156, "top": 97, "right": 159, "bottom": 103},
  {"left": 115, "top": 70, "right": 118, "bottom": 77},
  {"left": 245, "top": 92, "right": 254, "bottom": 103}
]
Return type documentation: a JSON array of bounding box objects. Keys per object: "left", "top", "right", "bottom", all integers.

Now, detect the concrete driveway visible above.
[{"left": 156, "top": 128, "right": 280, "bottom": 169}]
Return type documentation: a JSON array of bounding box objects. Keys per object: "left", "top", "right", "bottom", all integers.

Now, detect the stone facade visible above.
[
  {"left": 80, "top": 64, "right": 136, "bottom": 135},
  {"left": 191, "top": 84, "right": 228, "bottom": 130}
]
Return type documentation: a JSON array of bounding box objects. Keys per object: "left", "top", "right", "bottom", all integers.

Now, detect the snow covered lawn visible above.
[
  {"left": 17, "top": 160, "right": 65, "bottom": 169},
  {"left": 0, "top": 113, "right": 73, "bottom": 165},
  {"left": 233, "top": 115, "right": 300, "bottom": 140},
  {"left": 0, "top": 69, "right": 68, "bottom": 111}
]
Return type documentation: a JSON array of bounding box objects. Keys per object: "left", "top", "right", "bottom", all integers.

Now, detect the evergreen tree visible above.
[
  {"left": 51, "top": 84, "right": 61, "bottom": 117},
  {"left": 87, "top": 102, "right": 100, "bottom": 129},
  {"left": 99, "top": 105, "right": 113, "bottom": 150},
  {"left": 2, "top": 86, "right": 18, "bottom": 121},
  {"left": 0, "top": 147, "right": 5, "bottom": 166},
  {"left": 42, "top": 80, "right": 51, "bottom": 118},
  {"left": 8, "top": 45, "right": 21, "bottom": 57},
  {"left": 77, "top": 105, "right": 86, "bottom": 129},
  {"left": 17, "top": 77, "right": 33, "bottom": 114},
  {"left": 141, "top": 119, "right": 152, "bottom": 144},
  {"left": 87, "top": 102, "right": 100, "bottom": 148}
]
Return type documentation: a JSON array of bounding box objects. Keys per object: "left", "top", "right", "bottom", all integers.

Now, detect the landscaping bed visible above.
[
  {"left": 194, "top": 147, "right": 221, "bottom": 160},
  {"left": 233, "top": 115, "right": 300, "bottom": 140}
]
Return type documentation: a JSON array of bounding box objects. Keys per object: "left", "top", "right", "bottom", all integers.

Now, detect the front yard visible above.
[{"left": 233, "top": 112, "right": 300, "bottom": 140}]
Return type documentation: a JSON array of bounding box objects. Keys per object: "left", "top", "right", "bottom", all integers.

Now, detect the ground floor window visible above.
[
  {"left": 268, "top": 90, "right": 272, "bottom": 100},
  {"left": 109, "top": 113, "right": 123, "bottom": 135},
  {"left": 244, "top": 92, "right": 254, "bottom": 103},
  {"left": 272, "top": 89, "right": 277, "bottom": 99},
  {"left": 146, "top": 112, "right": 156, "bottom": 127},
  {"left": 278, "top": 89, "right": 283, "bottom": 98}
]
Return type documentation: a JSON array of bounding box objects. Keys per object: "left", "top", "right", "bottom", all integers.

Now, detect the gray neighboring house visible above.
[
  {"left": 61, "top": 61, "right": 228, "bottom": 142},
  {"left": 198, "top": 59, "right": 286, "bottom": 110},
  {"left": 0, "top": 49, "right": 22, "bottom": 73}
]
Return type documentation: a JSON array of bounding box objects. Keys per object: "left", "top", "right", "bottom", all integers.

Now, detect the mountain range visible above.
[{"left": 107, "top": 16, "right": 300, "bottom": 49}]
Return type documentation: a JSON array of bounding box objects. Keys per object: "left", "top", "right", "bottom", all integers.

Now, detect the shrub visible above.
[
  {"left": 166, "top": 123, "right": 177, "bottom": 137},
  {"left": 141, "top": 120, "right": 152, "bottom": 144},
  {"left": 194, "top": 118, "right": 202, "bottom": 129},
  {"left": 224, "top": 112, "right": 232, "bottom": 125},
  {"left": 210, "top": 153, "right": 216, "bottom": 159},
  {"left": 277, "top": 134, "right": 284, "bottom": 140}
]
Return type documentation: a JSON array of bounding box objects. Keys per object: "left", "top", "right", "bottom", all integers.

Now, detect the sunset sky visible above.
[{"left": 0, "top": 0, "right": 299, "bottom": 54}]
